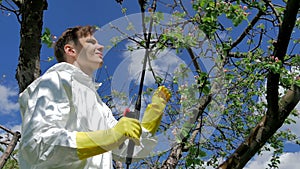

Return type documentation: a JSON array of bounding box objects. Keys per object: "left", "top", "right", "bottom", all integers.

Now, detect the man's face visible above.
[{"left": 75, "top": 35, "right": 104, "bottom": 71}]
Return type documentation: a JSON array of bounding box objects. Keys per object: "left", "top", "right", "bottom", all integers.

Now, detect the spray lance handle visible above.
[
  {"left": 123, "top": 108, "right": 139, "bottom": 166},
  {"left": 123, "top": 108, "right": 137, "bottom": 119}
]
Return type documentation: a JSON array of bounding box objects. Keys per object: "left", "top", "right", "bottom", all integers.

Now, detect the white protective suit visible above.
[{"left": 18, "top": 62, "right": 155, "bottom": 169}]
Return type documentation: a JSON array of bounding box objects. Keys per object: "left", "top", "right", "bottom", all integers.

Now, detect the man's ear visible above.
[{"left": 64, "top": 44, "right": 77, "bottom": 58}]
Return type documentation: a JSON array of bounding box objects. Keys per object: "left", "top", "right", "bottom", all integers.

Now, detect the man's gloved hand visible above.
[
  {"left": 141, "top": 86, "right": 171, "bottom": 135},
  {"left": 76, "top": 117, "right": 142, "bottom": 160}
]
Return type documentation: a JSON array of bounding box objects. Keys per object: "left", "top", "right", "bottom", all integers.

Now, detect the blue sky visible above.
[{"left": 0, "top": 0, "right": 300, "bottom": 168}]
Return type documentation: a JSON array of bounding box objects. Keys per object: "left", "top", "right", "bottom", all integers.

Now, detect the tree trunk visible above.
[{"left": 15, "top": 0, "right": 48, "bottom": 93}]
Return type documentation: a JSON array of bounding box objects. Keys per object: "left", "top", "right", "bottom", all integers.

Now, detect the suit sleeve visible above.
[{"left": 18, "top": 71, "right": 80, "bottom": 168}]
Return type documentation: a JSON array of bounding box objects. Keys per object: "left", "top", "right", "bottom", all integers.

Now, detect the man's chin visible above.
[{"left": 98, "top": 62, "right": 103, "bottom": 68}]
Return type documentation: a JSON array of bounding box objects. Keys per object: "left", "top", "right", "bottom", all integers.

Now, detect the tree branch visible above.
[
  {"left": 0, "top": 125, "right": 16, "bottom": 135},
  {"left": 230, "top": 10, "right": 264, "bottom": 50},
  {"left": 186, "top": 47, "right": 202, "bottom": 73},
  {"left": 218, "top": 84, "right": 300, "bottom": 169},
  {"left": 161, "top": 94, "right": 212, "bottom": 169},
  {"left": 227, "top": 52, "right": 248, "bottom": 58},
  {"left": 0, "top": 131, "right": 21, "bottom": 168}
]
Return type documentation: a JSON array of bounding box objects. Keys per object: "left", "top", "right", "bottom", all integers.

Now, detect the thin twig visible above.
[
  {"left": 250, "top": 28, "right": 264, "bottom": 52},
  {"left": 230, "top": 10, "right": 264, "bottom": 50},
  {"left": 263, "top": 0, "right": 282, "bottom": 25}
]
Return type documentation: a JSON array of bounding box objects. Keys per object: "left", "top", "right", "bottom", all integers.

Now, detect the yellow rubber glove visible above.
[
  {"left": 141, "top": 86, "right": 171, "bottom": 135},
  {"left": 76, "top": 117, "right": 141, "bottom": 160}
]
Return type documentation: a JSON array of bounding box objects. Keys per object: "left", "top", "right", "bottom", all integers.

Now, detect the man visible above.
[{"left": 18, "top": 26, "right": 170, "bottom": 169}]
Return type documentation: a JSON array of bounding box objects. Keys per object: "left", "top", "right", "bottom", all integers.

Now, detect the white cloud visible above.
[
  {"left": 244, "top": 150, "right": 273, "bottom": 169},
  {"left": 245, "top": 150, "right": 300, "bottom": 169},
  {"left": 279, "top": 152, "right": 300, "bottom": 168},
  {"left": 122, "top": 47, "right": 186, "bottom": 86},
  {"left": 0, "top": 84, "right": 19, "bottom": 115},
  {"left": 193, "top": 149, "right": 300, "bottom": 169},
  {"left": 11, "top": 124, "right": 21, "bottom": 132}
]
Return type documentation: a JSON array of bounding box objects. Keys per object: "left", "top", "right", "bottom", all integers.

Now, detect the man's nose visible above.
[{"left": 97, "top": 44, "right": 104, "bottom": 52}]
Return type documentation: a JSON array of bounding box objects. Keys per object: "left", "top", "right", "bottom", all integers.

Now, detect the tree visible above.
[
  {"left": 111, "top": 0, "right": 300, "bottom": 168},
  {"left": 1, "top": 0, "right": 300, "bottom": 168},
  {"left": 0, "top": 0, "right": 47, "bottom": 168}
]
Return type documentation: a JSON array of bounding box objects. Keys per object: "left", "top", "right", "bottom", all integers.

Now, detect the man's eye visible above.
[{"left": 86, "top": 40, "right": 96, "bottom": 44}]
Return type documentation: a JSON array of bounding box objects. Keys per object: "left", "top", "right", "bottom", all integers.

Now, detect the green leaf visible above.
[
  {"left": 93, "top": 25, "right": 100, "bottom": 30},
  {"left": 126, "top": 22, "right": 134, "bottom": 31},
  {"left": 198, "top": 149, "right": 207, "bottom": 157},
  {"left": 121, "top": 7, "right": 127, "bottom": 14},
  {"left": 202, "top": 85, "right": 210, "bottom": 95},
  {"left": 257, "top": 23, "right": 265, "bottom": 29},
  {"left": 155, "top": 76, "right": 163, "bottom": 84},
  {"left": 295, "top": 79, "right": 300, "bottom": 87},
  {"left": 47, "top": 56, "right": 54, "bottom": 62},
  {"left": 41, "top": 28, "right": 53, "bottom": 48},
  {"left": 155, "top": 12, "right": 164, "bottom": 21}
]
